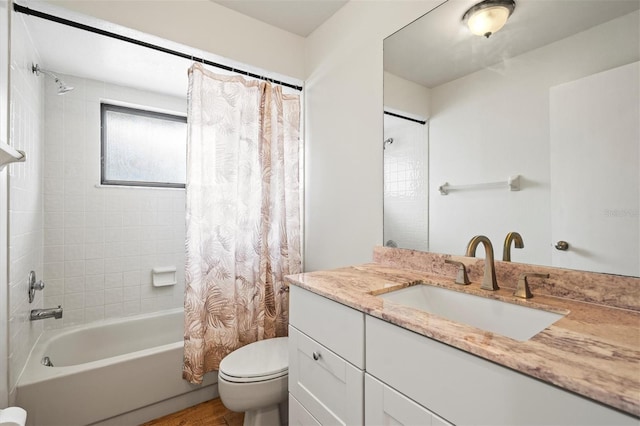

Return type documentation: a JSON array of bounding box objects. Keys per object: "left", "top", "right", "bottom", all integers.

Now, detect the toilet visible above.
[{"left": 218, "top": 337, "right": 289, "bottom": 426}]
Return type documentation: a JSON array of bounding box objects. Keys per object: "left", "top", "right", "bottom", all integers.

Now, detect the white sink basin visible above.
[{"left": 379, "top": 285, "right": 565, "bottom": 341}]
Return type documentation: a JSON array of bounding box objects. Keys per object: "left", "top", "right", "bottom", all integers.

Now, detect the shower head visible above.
[
  {"left": 383, "top": 137, "right": 394, "bottom": 149},
  {"left": 32, "top": 64, "right": 74, "bottom": 95}
]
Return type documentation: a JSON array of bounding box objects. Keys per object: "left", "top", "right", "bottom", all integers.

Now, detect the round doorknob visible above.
[{"left": 555, "top": 241, "right": 569, "bottom": 251}]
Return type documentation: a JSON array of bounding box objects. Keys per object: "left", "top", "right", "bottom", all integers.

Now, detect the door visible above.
[{"left": 550, "top": 62, "right": 639, "bottom": 276}]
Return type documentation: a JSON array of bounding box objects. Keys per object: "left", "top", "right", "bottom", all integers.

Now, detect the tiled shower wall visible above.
[
  {"left": 41, "top": 74, "right": 187, "bottom": 329},
  {"left": 8, "top": 15, "right": 44, "bottom": 395},
  {"left": 383, "top": 113, "right": 429, "bottom": 251}
]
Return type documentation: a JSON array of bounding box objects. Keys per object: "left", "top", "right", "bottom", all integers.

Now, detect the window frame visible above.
[{"left": 100, "top": 103, "right": 187, "bottom": 189}]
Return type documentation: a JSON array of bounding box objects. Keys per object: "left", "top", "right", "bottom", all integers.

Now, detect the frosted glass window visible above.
[{"left": 101, "top": 103, "right": 186, "bottom": 188}]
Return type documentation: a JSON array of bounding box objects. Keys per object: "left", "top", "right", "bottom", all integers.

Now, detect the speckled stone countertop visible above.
[{"left": 285, "top": 247, "right": 640, "bottom": 417}]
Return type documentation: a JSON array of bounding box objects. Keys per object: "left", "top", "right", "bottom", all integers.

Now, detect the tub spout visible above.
[{"left": 30, "top": 306, "right": 63, "bottom": 321}]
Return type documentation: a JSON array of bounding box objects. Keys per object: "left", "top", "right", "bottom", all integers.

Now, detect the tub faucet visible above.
[
  {"left": 503, "top": 232, "right": 524, "bottom": 261},
  {"left": 30, "top": 306, "right": 63, "bottom": 321},
  {"left": 465, "top": 235, "right": 499, "bottom": 291}
]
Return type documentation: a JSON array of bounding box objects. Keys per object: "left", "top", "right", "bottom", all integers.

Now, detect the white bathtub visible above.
[{"left": 16, "top": 309, "right": 217, "bottom": 426}]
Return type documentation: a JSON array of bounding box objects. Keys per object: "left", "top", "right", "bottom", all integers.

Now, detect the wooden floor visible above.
[{"left": 141, "top": 398, "right": 244, "bottom": 426}]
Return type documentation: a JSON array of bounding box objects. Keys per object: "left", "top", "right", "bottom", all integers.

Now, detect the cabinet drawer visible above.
[
  {"left": 289, "top": 325, "right": 363, "bottom": 425},
  {"left": 365, "top": 374, "right": 451, "bottom": 426},
  {"left": 289, "top": 393, "right": 321, "bottom": 426},
  {"left": 289, "top": 286, "right": 364, "bottom": 368}
]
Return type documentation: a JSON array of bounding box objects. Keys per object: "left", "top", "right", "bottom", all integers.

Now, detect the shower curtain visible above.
[{"left": 183, "top": 63, "right": 301, "bottom": 384}]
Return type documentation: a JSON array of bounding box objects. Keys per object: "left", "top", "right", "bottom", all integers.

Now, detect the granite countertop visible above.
[{"left": 285, "top": 250, "right": 640, "bottom": 417}]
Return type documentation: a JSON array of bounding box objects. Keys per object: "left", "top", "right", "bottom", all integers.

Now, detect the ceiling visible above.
[
  {"left": 23, "top": 0, "right": 639, "bottom": 102},
  {"left": 211, "top": 0, "right": 348, "bottom": 37},
  {"left": 384, "top": 0, "right": 640, "bottom": 88},
  {"left": 19, "top": 0, "right": 347, "bottom": 100}
]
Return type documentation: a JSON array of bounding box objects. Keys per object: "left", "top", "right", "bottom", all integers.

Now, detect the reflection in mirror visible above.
[{"left": 383, "top": 0, "right": 639, "bottom": 276}]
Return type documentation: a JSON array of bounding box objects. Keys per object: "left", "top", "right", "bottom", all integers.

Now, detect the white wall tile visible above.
[
  {"left": 85, "top": 213, "right": 105, "bottom": 229},
  {"left": 64, "top": 292, "right": 84, "bottom": 310},
  {"left": 64, "top": 228, "right": 84, "bottom": 244},
  {"left": 104, "top": 273, "right": 123, "bottom": 289},
  {"left": 105, "top": 228, "right": 122, "bottom": 242},
  {"left": 123, "top": 270, "right": 140, "bottom": 287},
  {"left": 36, "top": 75, "right": 187, "bottom": 333},
  {"left": 44, "top": 212, "right": 63, "bottom": 229},
  {"left": 43, "top": 178, "right": 63, "bottom": 195},
  {"left": 44, "top": 262, "right": 64, "bottom": 280},
  {"left": 123, "top": 300, "right": 141, "bottom": 316},
  {"left": 44, "top": 229, "right": 64, "bottom": 246},
  {"left": 64, "top": 211, "right": 85, "bottom": 228},
  {"left": 85, "top": 274, "right": 105, "bottom": 292},
  {"left": 63, "top": 179, "right": 84, "bottom": 196},
  {"left": 8, "top": 28, "right": 44, "bottom": 391},
  {"left": 85, "top": 259, "right": 104, "bottom": 275},
  {"left": 64, "top": 276, "right": 85, "bottom": 294},
  {"left": 44, "top": 279, "right": 64, "bottom": 297},
  {"left": 123, "top": 286, "right": 140, "bottom": 302},
  {"left": 63, "top": 309, "right": 84, "bottom": 327},
  {"left": 84, "top": 228, "right": 105, "bottom": 244},
  {"left": 64, "top": 261, "right": 85, "bottom": 278},
  {"left": 84, "top": 306, "right": 104, "bottom": 323},
  {"left": 85, "top": 290, "right": 105, "bottom": 307},
  {"left": 64, "top": 244, "right": 84, "bottom": 261},
  {"left": 104, "top": 303, "right": 123, "bottom": 319},
  {"left": 104, "top": 257, "right": 123, "bottom": 273},
  {"left": 84, "top": 243, "right": 104, "bottom": 259}
]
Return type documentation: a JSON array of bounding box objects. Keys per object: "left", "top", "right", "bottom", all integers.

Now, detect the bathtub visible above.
[{"left": 16, "top": 308, "right": 217, "bottom": 426}]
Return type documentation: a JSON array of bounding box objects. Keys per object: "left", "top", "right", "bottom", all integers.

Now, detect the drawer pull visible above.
[{"left": 312, "top": 351, "right": 321, "bottom": 361}]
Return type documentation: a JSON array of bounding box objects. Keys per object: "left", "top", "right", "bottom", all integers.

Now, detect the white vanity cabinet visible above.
[
  {"left": 288, "top": 286, "right": 637, "bottom": 425},
  {"left": 288, "top": 286, "right": 365, "bottom": 425},
  {"left": 366, "top": 316, "right": 637, "bottom": 426}
]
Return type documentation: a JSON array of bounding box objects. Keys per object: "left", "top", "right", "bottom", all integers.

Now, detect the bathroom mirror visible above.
[{"left": 383, "top": 0, "right": 639, "bottom": 276}]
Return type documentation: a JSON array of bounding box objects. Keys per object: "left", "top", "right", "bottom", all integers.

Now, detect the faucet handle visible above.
[
  {"left": 28, "top": 270, "right": 45, "bottom": 303},
  {"left": 514, "top": 273, "right": 549, "bottom": 299},
  {"left": 445, "top": 259, "right": 470, "bottom": 285}
]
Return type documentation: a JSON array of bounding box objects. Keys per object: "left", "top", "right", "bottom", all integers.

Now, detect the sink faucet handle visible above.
[
  {"left": 445, "top": 259, "right": 470, "bottom": 285},
  {"left": 514, "top": 273, "right": 549, "bottom": 299}
]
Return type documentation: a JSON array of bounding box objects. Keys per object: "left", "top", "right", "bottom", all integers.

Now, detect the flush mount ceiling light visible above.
[{"left": 462, "top": 0, "right": 516, "bottom": 38}]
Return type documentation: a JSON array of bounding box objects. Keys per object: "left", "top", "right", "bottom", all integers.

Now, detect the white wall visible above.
[
  {"left": 428, "top": 11, "right": 640, "bottom": 266},
  {"left": 303, "top": 0, "right": 444, "bottom": 271},
  {"left": 383, "top": 71, "right": 430, "bottom": 119},
  {"left": 41, "top": 75, "right": 187, "bottom": 329},
  {"left": 8, "top": 12, "right": 44, "bottom": 399},
  {"left": 45, "top": 0, "right": 305, "bottom": 81}
]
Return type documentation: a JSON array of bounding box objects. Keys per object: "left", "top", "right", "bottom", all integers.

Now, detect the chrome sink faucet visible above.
[
  {"left": 503, "top": 232, "right": 524, "bottom": 261},
  {"left": 465, "top": 235, "right": 499, "bottom": 291},
  {"left": 30, "top": 306, "right": 63, "bottom": 321}
]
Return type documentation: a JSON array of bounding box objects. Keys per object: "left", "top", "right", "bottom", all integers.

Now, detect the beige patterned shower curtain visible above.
[{"left": 183, "top": 63, "right": 301, "bottom": 384}]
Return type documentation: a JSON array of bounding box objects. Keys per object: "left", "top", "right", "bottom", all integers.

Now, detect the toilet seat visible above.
[{"left": 219, "top": 337, "right": 288, "bottom": 384}]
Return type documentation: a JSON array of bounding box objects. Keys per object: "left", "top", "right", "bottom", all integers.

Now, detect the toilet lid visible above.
[{"left": 219, "top": 337, "right": 288, "bottom": 383}]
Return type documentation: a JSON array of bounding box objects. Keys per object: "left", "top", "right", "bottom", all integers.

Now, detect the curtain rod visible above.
[
  {"left": 13, "top": 3, "right": 304, "bottom": 92},
  {"left": 384, "top": 111, "right": 426, "bottom": 125}
]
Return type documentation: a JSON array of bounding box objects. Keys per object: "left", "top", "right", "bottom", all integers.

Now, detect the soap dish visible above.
[{"left": 152, "top": 267, "right": 177, "bottom": 287}]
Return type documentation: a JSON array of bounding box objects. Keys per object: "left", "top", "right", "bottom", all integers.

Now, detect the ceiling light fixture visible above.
[{"left": 462, "top": 0, "right": 516, "bottom": 38}]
